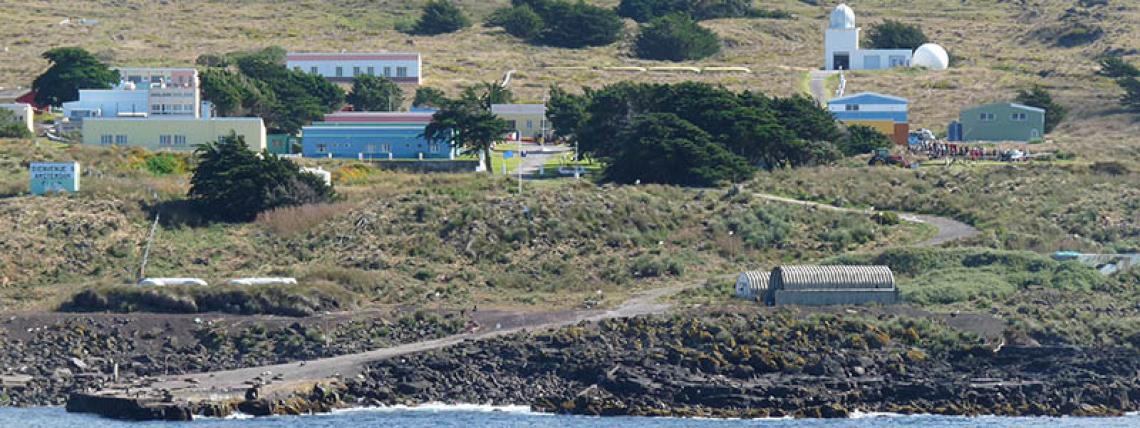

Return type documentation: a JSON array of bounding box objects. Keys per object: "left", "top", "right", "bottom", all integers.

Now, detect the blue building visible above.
[
  {"left": 301, "top": 112, "right": 455, "bottom": 159},
  {"left": 827, "top": 92, "right": 910, "bottom": 145}
]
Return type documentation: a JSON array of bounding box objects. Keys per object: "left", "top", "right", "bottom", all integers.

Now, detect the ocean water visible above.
[{"left": 1, "top": 406, "right": 1138, "bottom": 428}]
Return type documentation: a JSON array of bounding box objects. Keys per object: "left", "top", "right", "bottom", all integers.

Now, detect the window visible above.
[
  {"left": 381, "top": 143, "right": 392, "bottom": 153},
  {"left": 506, "top": 120, "right": 517, "bottom": 129},
  {"left": 367, "top": 66, "right": 375, "bottom": 76},
  {"left": 311, "top": 66, "right": 318, "bottom": 74},
  {"left": 151, "top": 104, "right": 162, "bottom": 112},
  {"left": 526, "top": 120, "right": 533, "bottom": 129},
  {"left": 316, "top": 144, "right": 328, "bottom": 153},
  {"left": 174, "top": 135, "right": 187, "bottom": 146},
  {"left": 335, "top": 67, "right": 343, "bottom": 77},
  {"left": 845, "top": 104, "right": 859, "bottom": 111},
  {"left": 383, "top": 67, "right": 391, "bottom": 77},
  {"left": 1011, "top": 113, "right": 1027, "bottom": 121},
  {"left": 100, "top": 134, "right": 113, "bottom": 145},
  {"left": 979, "top": 113, "right": 995, "bottom": 122},
  {"left": 115, "top": 135, "right": 128, "bottom": 145},
  {"left": 396, "top": 67, "right": 407, "bottom": 77},
  {"left": 429, "top": 142, "right": 441, "bottom": 152},
  {"left": 353, "top": 66, "right": 361, "bottom": 76},
  {"left": 159, "top": 135, "right": 172, "bottom": 146}
]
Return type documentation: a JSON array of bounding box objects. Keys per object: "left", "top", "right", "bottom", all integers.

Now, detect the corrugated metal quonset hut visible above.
[
  {"left": 770, "top": 265, "right": 899, "bottom": 306},
  {"left": 734, "top": 271, "right": 771, "bottom": 302}
]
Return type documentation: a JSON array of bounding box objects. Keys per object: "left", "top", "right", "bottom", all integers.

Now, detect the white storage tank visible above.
[
  {"left": 137, "top": 278, "right": 208, "bottom": 287},
  {"left": 227, "top": 277, "right": 298, "bottom": 286}
]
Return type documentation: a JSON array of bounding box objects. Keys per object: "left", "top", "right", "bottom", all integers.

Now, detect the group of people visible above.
[{"left": 910, "top": 141, "right": 1028, "bottom": 162}]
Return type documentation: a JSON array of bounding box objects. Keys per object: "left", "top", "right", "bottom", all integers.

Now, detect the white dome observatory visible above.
[
  {"left": 830, "top": 4, "right": 856, "bottom": 29},
  {"left": 911, "top": 43, "right": 950, "bottom": 70}
]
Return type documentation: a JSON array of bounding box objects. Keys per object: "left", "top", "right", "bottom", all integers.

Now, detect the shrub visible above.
[
  {"left": 412, "top": 0, "right": 471, "bottom": 35},
  {"left": 189, "top": 133, "right": 334, "bottom": 222},
  {"left": 486, "top": 5, "right": 544, "bottom": 40},
  {"left": 413, "top": 87, "right": 449, "bottom": 109},
  {"left": 864, "top": 20, "right": 928, "bottom": 50},
  {"left": 538, "top": 1, "right": 623, "bottom": 48},
  {"left": 144, "top": 153, "right": 186, "bottom": 175},
  {"left": 1015, "top": 85, "right": 1067, "bottom": 133},
  {"left": 838, "top": 125, "right": 891, "bottom": 157},
  {"left": 1118, "top": 76, "right": 1140, "bottom": 113},
  {"left": 634, "top": 14, "right": 721, "bottom": 61},
  {"left": 618, "top": 0, "right": 770, "bottom": 22},
  {"left": 60, "top": 283, "right": 355, "bottom": 317},
  {"left": 347, "top": 75, "right": 404, "bottom": 112},
  {"left": 1097, "top": 55, "right": 1139, "bottom": 78},
  {"left": 256, "top": 202, "right": 351, "bottom": 236}
]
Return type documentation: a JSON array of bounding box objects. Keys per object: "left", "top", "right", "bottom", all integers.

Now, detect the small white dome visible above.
[
  {"left": 830, "top": 4, "right": 856, "bottom": 29},
  {"left": 912, "top": 43, "right": 949, "bottom": 70}
]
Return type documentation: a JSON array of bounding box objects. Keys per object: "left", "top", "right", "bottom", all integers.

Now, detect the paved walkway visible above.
[
  {"left": 808, "top": 69, "right": 838, "bottom": 104},
  {"left": 514, "top": 143, "right": 571, "bottom": 178}
]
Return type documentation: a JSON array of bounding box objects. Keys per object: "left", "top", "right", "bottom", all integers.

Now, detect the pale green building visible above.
[{"left": 958, "top": 103, "right": 1045, "bottom": 142}]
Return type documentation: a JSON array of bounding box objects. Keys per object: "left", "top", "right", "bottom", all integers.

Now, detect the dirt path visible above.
[
  {"left": 515, "top": 143, "right": 571, "bottom": 178},
  {"left": 753, "top": 192, "right": 980, "bottom": 247}
]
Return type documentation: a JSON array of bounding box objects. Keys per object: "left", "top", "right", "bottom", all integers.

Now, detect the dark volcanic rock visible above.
[{"left": 341, "top": 312, "right": 1140, "bottom": 418}]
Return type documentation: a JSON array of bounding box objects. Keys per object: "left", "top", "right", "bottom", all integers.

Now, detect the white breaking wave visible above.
[
  {"left": 848, "top": 410, "right": 905, "bottom": 419},
  {"left": 331, "top": 402, "right": 544, "bottom": 416}
]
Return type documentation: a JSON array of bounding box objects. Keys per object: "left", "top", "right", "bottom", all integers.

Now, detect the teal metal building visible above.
[{"left": 958, "top": 103, "right": 1045, "bottom": 142}]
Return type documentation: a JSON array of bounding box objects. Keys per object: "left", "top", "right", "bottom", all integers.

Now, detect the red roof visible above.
[{"left": 15, "top": 91, "right": 47, "bottom": 111}]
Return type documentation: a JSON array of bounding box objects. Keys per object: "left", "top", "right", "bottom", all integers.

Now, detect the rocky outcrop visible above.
[
  {"left": 0, "top": 312, "right": 464, "bottom": 407},
  {"left": 65, "top": 392, "right": 192, "bottom": 421},
  {"left": 340, "top": 313, "right": 1140, "bottom": 418}
]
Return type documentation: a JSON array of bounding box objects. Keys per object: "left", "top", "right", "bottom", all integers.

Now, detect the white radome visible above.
[
  {"left": 912, "top": 43, "right": 950, "bottom": 70},
  {"left": 830, "top": 4, "right": 856, "bottom": 29}
]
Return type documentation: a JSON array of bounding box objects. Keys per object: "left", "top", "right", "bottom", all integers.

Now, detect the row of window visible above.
[
  {"left": 505, "top": 120, "right": 547, "bottom": 129},
  {"left": 979, "top": 112, "right": 1029, "bottom": 122},
  {"left": 99, "top": 134, "right": 129, "bottom": 145},
  {"left": 313, "top": 142, "right": 442, "bottom": 153},
  {"left": 295, "top": 66, "right": 410, "bottom": 78},
  {"left": 158, "top": 135, "right": 189, "bottom": 147},
  {"left": 150, "top": 103, "right": 196, "bottom": 113}
]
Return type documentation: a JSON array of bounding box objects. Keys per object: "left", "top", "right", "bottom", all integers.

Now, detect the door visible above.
[{"left": 833, "top": 53, "right": 850, "bottom": 70}]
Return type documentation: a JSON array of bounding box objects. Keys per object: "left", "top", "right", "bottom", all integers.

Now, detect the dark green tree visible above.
[
  {"left": 1015, "top": 85, "right": 1067, "bottom": 133},
  {"left": 865, "top": 20, "right": 928, "bottom": 50},
  {"left": 485, "top": 5, "right": 545, "bottom": 40},
  {"left": 635, "top": 13, "right": 721, "bottom": 61},
  {"left": 839, "top": 125, "right": 892, "bottom": 157},
  {"left": 461, "top": 82, "right": 513, "bottom": 110},
  {"left": 423, "top": 100, "right": 512, "bottom": 174},
  {"left": 769, "top": 95, "right": 843, "bottom": 143},
  {"left": 604, "top": 113, "right": 753, "bottom": 185},
  {"left": 539, "top": 1, "right": 623, "bottom": 48},
  {"left": 412, "top": 0, "right": 471, "bottom": 35},
  {"left": 692, "top": 0, "right": 755, "bottom": 20},
  {"left": 546, "top": 85, "right": 588, "bottom": 146},
  {"left": 1098, "top": 55, "right": 1139, "bottom": 78},
  {"left": 189, "top": 133, "right": 333, "bottom": 222},
  {"left": 32, "top": 47, "right": 119, "bottom": 107},
  {"left": 1118, "top": 77, "right": 1140, "bottom": 113},
  {"left": 235, "top": 56, "right": 345, "bottom": 133},
  {"left": 199, "top": 68, "right": 276, "bottom": 117},
  {"left": 347, "top": 75, "right": 404, "bottom": 111},
  {"left": 617, "top": 0, "right": 691, "bottom": 22},
  {"left": 412, "top": 87, "right": 449, "bottom": 109}
]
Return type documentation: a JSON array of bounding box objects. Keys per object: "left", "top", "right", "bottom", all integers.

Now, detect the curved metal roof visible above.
[{"left": 772, "top": 265, "right": 895, "bottom": 290}]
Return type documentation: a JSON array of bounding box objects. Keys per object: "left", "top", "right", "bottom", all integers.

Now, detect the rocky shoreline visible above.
[
  {"left": 0, "top": 311, "right": 465, "bottom": 406},
  {"left": 332, "top": 312, "right": 1140, "bottom": 418}
]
